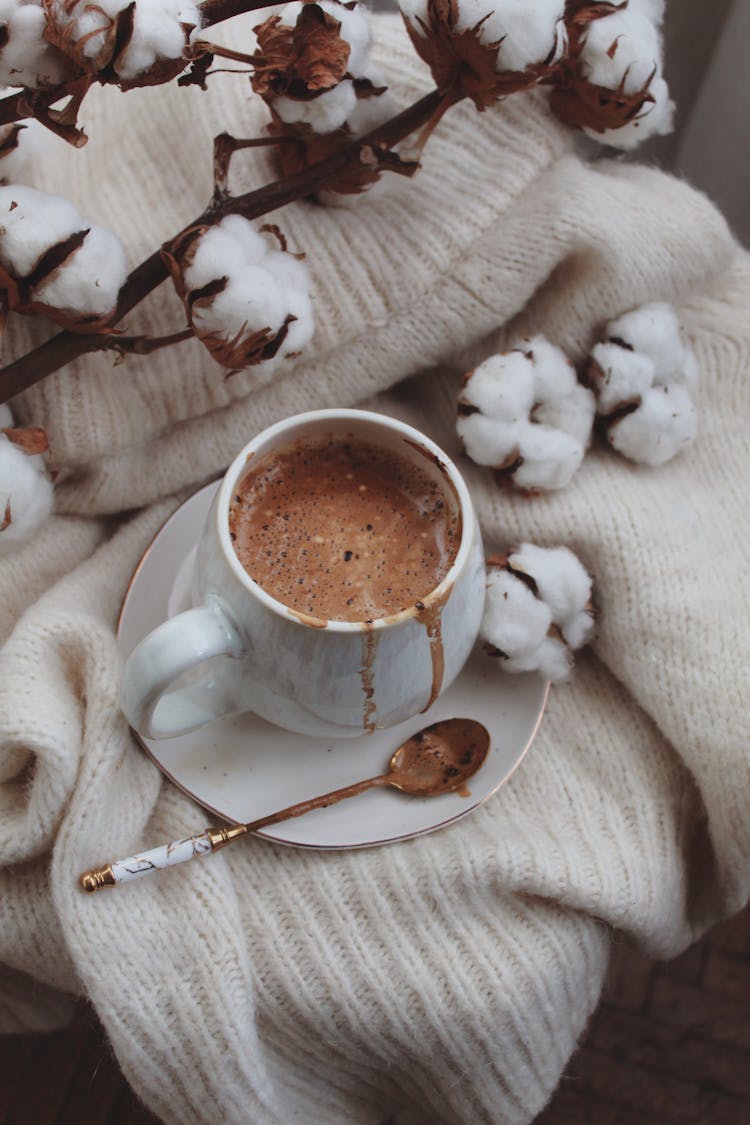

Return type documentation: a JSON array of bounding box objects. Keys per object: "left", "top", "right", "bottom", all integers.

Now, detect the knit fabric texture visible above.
[{"left": 1, "top": 14, "right": 749, "bottom": 1125}]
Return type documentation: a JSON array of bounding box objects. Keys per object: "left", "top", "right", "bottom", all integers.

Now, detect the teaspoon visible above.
[{"left": 79, "top": 717, "right": 490, "bottom": 893}]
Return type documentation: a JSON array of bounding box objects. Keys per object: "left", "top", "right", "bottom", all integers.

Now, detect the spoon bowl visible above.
[{"left": 388, "top": 718, "right": 490, "bottom": 797}]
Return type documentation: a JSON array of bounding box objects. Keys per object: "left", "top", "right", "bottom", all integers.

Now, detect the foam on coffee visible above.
[{"left": 228, "top": 436, "right": 460, "bottom": 622}]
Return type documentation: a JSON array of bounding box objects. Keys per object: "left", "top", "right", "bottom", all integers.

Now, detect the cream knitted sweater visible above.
[{"left": 1, "top": 14, "right": 749, "bottom": 1125}]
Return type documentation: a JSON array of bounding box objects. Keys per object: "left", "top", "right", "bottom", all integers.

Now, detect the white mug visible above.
[{"left": 120, "top": 409, "right": 486, "bottom": 739}]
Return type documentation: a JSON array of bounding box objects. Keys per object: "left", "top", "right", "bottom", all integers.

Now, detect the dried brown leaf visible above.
[
  {"left": 2, "top": 426, "right": 50, "bottom": 455},
  {"left": 252, "top": 2, "right": 351, "bottom": 101}
]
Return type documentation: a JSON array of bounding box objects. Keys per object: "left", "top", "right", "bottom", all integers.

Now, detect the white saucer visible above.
[{"left": 117, "top": 481, "right": 548, "bottom": 849}]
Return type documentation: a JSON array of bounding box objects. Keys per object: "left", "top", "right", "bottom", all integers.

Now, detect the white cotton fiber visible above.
[
  {"left": 345, "top": 80, "right": 396, "bottom": 138},
  {"left": 512, "top": 632, "right": 571, "bottom": 681},
  {"left": 33, "top": 223, "right": 127, "bottom": 316},
  {"left": 607, "top": 301, "right": 687, "bottom": 381},
  {"left": 481, "top": 568, "right": 553, "bottom": 660},
  {"left": 0, "top": 184, "right": 126, "bottom": 318},
  {"left": 185, "top": 221, "right": 267, "bottom": 291},
  {"left": 0, "top": 0, "right": 70, "bottom": 88},
  {"left": 181, "top": 214, "right": 314, "bottom": 373},
  {"left": 457, "top": 335, "right": 593, "bottom": 491},
  {"left": 533, "top": 383, "right": 596, "bottom": 448},
  {"left": 0, "top": 436, "right": 53, "bottom": 551},
  {"left": 508, "top": 544, "right": 593, "bottom": 631},
  {"left": 263, "top": 250, "right": 314, "bottom": 356},
  {"left": 580, "top": 6, "right": 662, "bottom": 95},
  {"left": 453, "top": 0, "right": 566, "bottom": 72},
  {"left": 193, "top": 265, "right": 287, "bottom": 338},
  {"left": 514, "top": 423, "right": 584, "bottom": 491},
  {"left": 524, "top": 334, "right": 576, "bottom": 400},
  {"left": 460, "top": 352, "right": 535, "bottom": 422},
  {"left": 608, "top": 383, "right": 697, "bottom": 466},
  {"left": 589, "top": 341, "right": 656, "bottom": 415},
  {"left": 482, "top": 546, "right": 595, "bottom": 683},
  {"left": 0, "top": 184, "right": 81, "bottom": 276},
  {"left": 457, "top": 412, "right": 520, "bottom": 469},
  {"left": 274, "top": 80, "right": 357, "bottom": 134}
]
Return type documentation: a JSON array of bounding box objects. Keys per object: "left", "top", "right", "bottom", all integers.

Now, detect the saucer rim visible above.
[{"left": 117, "top": 480, "right": 549, "bottom": 850}]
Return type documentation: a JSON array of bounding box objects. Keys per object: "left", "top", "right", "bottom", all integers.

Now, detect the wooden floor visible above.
[{"left": 2, "top": 904, "right": 748, "bottom": 1124}]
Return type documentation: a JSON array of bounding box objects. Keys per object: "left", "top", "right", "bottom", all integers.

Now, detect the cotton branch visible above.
[{"left": 0, "top": 87, "right": 449, "bottom": 403}]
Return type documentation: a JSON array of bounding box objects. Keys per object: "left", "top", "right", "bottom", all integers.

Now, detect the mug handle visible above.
[{"left": 120, "top": 601, "right": 245, "bottom": 739}]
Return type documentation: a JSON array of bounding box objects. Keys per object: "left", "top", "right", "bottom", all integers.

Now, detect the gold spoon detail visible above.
[{"left": 79, "top": 718, "right": 490, "bottom": 893}]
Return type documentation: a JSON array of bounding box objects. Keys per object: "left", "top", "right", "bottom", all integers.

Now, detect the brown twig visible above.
[
  {"left": 110, "top": 327, "right": 195, "bottom": 359},
  {"left": 0, "top": 86, "right": 452, "bottom": 403},
  {"left": 213, "top": 132, "right": 297, "bottom": 201},
  {"left": 199, "top": 0, "right": 272, "bottom": 25}
]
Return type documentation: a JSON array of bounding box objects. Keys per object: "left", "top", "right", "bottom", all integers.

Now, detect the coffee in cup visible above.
[
  {"left": 228, "top": 436, "right": 461, "bottom": 623},
  {"left": 120, "top": 410, "right": 485, "bottom": 740}
]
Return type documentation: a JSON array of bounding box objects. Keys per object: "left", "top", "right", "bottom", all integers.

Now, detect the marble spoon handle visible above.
[
  {"left": 79, "top": 772, "right": 393, "bottom": 893},
  {"left": 79, "top": 826, "right": 248, "bottom": 892}
]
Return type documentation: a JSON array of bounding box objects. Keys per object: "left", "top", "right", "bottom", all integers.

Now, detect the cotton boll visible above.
[
  {"left": 512, "top": 633, "right": 571, "bottom": 681},
  {"left": 183, "top": 226, "right": 240, "bottom": 290},
  {"left": 514, "top": 423, "right": 584, "bottom": 491},
  {"left": 465, "top": 0, "right": 566, "bottom": 74},
  {"left": 0, "top": 403, "right": 12, "bottom": 428},
  {"left": 274, "top": 80, "right": 357, "bottom": 134},
  {"left": 590, "top": 76, "right": 674, "bottom": 150},
  {"left": 481, "top": 568, "right": 553, "bottom": 661},
  {"left": 172, "top": 214, "right": 315, "bottom": 373},
  {"left": 0, "top": 0, "right": 70, "bottom": 88},
  {"left": 0, "top": 437, "right": 53, "bottom": 551},
  {"left": 608, "top": 383, "right": 697, "bottom": 466},
  {"left": 345, "top": 82, "right": 397, "bottom": 138},
  {"left": 606, "top": 301, "right": 685, "bottom": 381},
  {"left": 184, "top": 220, "right": 268, "bottom": 291},
  {"left": 524, "top": 334, "right": 576, "bottom": 400},
  {"left": 580, "top": 7, "right": 663, "bottom": 96},
  {"left": 508, "top": 543, "right": 592, "bottom": 629},
  {"left": 50, "top": 0, "right": 200, "bottom": 79},
  {"left": 33, "top": 224, "right": 127, "bottom": 316},
  {"left": 457, "top": 412, "right": 520, "bottom": 469},
  {"left": 0, "top": 118, "right": 45, "bottom": 183},
  {"left": 263, "top": 252, "right": 314, "bottom": 356},
  {"left": 460, "top": 352, "right": 535, "bottom": 422},
  {"left": 192, "top": 264, "right": 287, "bottom": 339},
  {"left": 0, "top": 184, "right": 82, "bottom": 277},
  {"left": 279, "top": 286, "right": 314, "bottom": 358},
  {"left": 117, "top": 0, "right": 201, "bottom": 80},
  {"left": 589, "top": 342, "right": 656, "bottom": 414},
  {"left": 220, "top": 215, "right": 270, "bottom": 265},
  {"left": 561, "top": 607, "right": 595, "bottom": 650},
  {"left": 533, "top": 384, "right": 595, "bottom": 448}
]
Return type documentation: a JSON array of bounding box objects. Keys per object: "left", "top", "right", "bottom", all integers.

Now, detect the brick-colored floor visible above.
[{"left": 2, "top": 904, "right": 749, "bottom": 1124}]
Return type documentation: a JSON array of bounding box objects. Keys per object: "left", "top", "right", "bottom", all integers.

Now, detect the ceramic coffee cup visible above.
[{"left": 120, "top": 409, "right": 486, "bottom": 739}]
